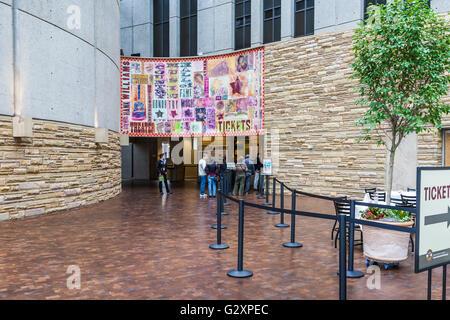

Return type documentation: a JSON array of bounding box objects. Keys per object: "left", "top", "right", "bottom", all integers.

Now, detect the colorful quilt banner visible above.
[{"left": 120, "top": 47, "right": 264, "bottom": 137}]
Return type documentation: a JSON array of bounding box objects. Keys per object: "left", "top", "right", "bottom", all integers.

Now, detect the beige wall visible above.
[
  {"left": 0, "top": 116, "right": 121, "bottom": 221},
  {"left": 264, "top": 29, "right": 450, "bottom": 199}
]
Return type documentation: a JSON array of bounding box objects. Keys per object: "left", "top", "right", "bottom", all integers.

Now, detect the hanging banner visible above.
[{"left": 120, "top": 47, "right": 265, "bottom": 137}]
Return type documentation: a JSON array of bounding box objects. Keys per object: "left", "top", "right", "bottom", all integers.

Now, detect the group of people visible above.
[{"left": 198, "top": 154, "right": 263, "bottom": 198}]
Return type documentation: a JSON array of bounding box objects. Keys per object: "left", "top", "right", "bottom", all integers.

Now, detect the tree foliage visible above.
[{"left": 353, "top": 0, "right": 450, "bottom": 149}]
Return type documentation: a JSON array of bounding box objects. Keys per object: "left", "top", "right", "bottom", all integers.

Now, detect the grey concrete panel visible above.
[
  {"left": 198, "top": 0, "right": 215, "bottom": 10},
  {"left": 315, "top": 0, "right": 336, "bottom": 31},
  {"left": 18, "top": 11, "right": 95, "bottom": 126},
  {"left": 251, "top": 0, "right": 263, "bottom": 46},
  {"left": 169, "top": 17, "right": 180, "bottom": 56},
  {"left": 391, "top": 133, "right": 418, "bottom": 191},
  {"left": 432, "top": 0, "right": 450, "bottom": 13},
  {"left": 17, "top": 0, "right": 95, "bottom": 45},
  {"left": 214, "top": 2, "right": 233, "bottom": 52},
  {"left": 335, "top": 0, "right": 362, "bottom": 26},
  {"left": 133, "top": 23, "right": 152, "bottom": 57},
  {"left": 0, "top": 3, "right": 13, "bottom": 116},
  {"left": 120, "top": 26, "right": 133, "bottom": 56},
  {"left": 95, "top": 0, "right": 121, "bottom": 67},
  {"left": 197, "top": 7, "right": 215, "bottom": 54},
  {"left": 120, "top": 0, "right": 133, "bottom": 28},
  {"left": 281, "top": 0, "right": 294, "bottom": 40},
  {"left": 133, "top": 0, "right": 151, "bottom": 26},
  {"left": 96, "top": 51, "right": 120, "bottom": 132}
]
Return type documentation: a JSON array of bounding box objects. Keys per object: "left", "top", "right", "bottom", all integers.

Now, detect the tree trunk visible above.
[{"left": 386, "top": 148, "right": 396, "bottom": 205}]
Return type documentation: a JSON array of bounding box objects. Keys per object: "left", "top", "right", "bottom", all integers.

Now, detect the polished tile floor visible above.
[{"left": 0, "top": 180, "right": 447, "bottom": 300}]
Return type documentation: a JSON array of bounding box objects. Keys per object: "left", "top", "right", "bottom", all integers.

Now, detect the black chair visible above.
[
  {"left": 331, "top": 196, "right": 347, "bottom": 241},
  {"left": 401, "top": 194, "right": 416, "bottom": 208},
  {"left": 364, "top": 187, "right": 377, "bottom": 194},
  {"left": 393, "top": 196, "right": 416, "bottom": 253},
  {"left": 368, "top": 191, "right": 386, "bottom": 202},
  {"left": 333, "top": 199, "right": 363, "bottom": 249},
  {"left": 407, "top": 188, "right": 416, "bottom": 192},
  {"left": 390, "top": 197, "right": 405, "bottom": 207}
]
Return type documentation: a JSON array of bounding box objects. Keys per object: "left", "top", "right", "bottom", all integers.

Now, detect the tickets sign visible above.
[{"left": 415, "top": 167, "right": 450, "bottom": 273}]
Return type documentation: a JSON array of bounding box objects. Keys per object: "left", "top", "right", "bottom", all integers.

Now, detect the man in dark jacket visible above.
[
  {"left": 244, "top": 154, "right": 255, "bottom": 195},
  {"left": 156, "top": 153, "right": 172, "bottom": 195}
]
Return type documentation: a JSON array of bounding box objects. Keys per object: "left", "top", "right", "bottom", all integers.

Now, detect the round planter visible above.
[{"left": 361, "top": 218, "right": 414, "bottom": 263}]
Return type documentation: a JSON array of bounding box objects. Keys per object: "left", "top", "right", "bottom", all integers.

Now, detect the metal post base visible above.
[
  {"left": 209, "top": 243, "right": 229, "bottom": 250},
  {"left": 212, "top": 225, "right": 227, "bottom": 229},
  {"left": 227, "top": 270, "right": 253, "bottom": 278},
  {"left": 223, "top": 202, "right": 230, "bottom": 206},
  {"left": 221, "top": 211, "right": 228, "bottom": 215},
  {"left": 283, "top": 242, "right": 303, "bottom": 248},
  {"left": 257, "top": 195, "right": 265, "bottom": 199},
  {"left": 267, "top": 210, "right": 279, "bottom": 215},
  {"left": 337, "top": 270, "right": 365, "bottom": 278},
  {"left": 264, "top": 202, "right": 272, "bottom": 206},
  {"left": 275, "top": 223, "right": 289, "bottom": 228}
]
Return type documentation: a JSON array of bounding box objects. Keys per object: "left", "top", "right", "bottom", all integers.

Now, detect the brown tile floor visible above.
[{"left": 0, "top": 180, "right": 447, "bottom": 300}]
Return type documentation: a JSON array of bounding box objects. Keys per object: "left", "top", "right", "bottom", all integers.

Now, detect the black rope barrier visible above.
[{"left": 213, "top": 175, "right": 428, "bottom": 300}]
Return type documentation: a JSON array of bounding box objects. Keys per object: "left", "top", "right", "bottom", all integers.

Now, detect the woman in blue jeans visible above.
[{"left": 205, "top": 159, "right": 218, "bottom": 198}]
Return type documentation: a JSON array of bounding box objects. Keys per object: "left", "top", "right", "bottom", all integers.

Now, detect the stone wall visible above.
[
  {"left": 264, "top": 29, "right": 449, "bottom": 199},
  {"left": 0, "top": 116, "right": 121, "bottom": 221}
]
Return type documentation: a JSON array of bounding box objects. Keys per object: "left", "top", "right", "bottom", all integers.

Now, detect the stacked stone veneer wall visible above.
[
  {"left": 264, "top": 29, "right": 450, "bottom": 198},
  {"left": 0, "top": 116, "right": 121, "bottom": 221}
]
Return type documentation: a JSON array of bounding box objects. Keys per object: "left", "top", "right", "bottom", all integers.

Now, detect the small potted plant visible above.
[{"left": 360, "top": 207, "right": 414, "bottom": 268}]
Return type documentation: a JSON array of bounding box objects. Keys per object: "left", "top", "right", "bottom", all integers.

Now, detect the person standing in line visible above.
[
  {"left": 233, "top": 156, "right": 247, "bottom": 196},
  {"left": 244, "top": 154, "right": 255, "bottom": 195},
  {"left": 198, "top": 154, "right": 208, "bottom": 198},
  {"left": 205, "top": 156, "right": 219, "bottom": 198},
  {"left": 156, "top": 153, "right": 172, "bottom": 195},
  {"left": 254, "top": 153, "right": 263, "bottom": 191}
]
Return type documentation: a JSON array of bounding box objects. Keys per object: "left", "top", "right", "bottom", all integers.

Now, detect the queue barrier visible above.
[{"left": 207, "top": 176, "right": 444, "bottom": 300}]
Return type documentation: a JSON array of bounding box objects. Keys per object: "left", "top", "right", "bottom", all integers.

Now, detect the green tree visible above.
[{"left": 352, "top": 0, "right": 450, "bottom": 203}]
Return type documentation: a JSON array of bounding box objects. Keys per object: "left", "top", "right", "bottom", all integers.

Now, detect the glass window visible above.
[
  {"left": 295, "top": 0, "right": 314, "bottom": 37},
  {"left": 263, "top": 0, "right": 281, "bottom": 44},
  {"left": 235, "top": 0, "right": 252, "bottom": 50},
  {"left": 180, "top": 0, "right": 197, "bottom": 56},
  {"left": 154, "top": 0, "right": 169, "bottom": 57}
]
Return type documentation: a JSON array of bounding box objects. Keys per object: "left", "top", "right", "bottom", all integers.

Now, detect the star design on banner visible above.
[
  {"left": 156, "top": 110, "right": 164, "bottom": 118},
  {"left": 171, "top": 110, "right": 178, "bottom": 118},
  {"left": 230, "top": 76, "right": 242, "bottom": 95}
]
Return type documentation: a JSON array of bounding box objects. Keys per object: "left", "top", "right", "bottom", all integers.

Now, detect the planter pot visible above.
[{"left": 361, "top": 218, "right": 414, "bottom": 263}]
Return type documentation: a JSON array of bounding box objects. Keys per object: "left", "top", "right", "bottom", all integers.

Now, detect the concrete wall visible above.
[
  {"left": 0, "top": 1, "right": 13, "bottom": 116},
  {"left": 0, "top": 0, "right": 120, "bottom": 132},
  {"left": 120, "top": 0, "right": 153, "bottom": 56}
]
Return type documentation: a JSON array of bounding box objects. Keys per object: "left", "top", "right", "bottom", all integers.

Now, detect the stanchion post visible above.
[
  {"left": 443, "top": 265, "right": 447, "bottom": 301},
  {"left": 339, "top": 214, "right": 347, "bottom": 300},
  {"left": 267, "top": 177, "right": 278, "bottom": 214},
  {"left": 227, "top": 200, "right": 253, "bottom": 278},
  {"left": 428, "top": 269, "right": 432, "bottom": 300},
  {"left": 209, "top": 187, "right": 229, "bottom": 250},
  {"left": 212, "top": 186, "right": 226, "bottom": 229},
  {"left": 264, "top": 175, "right": 271, "bottom": 205},
  {"left": 220, "top": 179, "right": 228, "bottom": 215},
  {"left": 346, "top": 200, "right": 364, "bottom": 278},
  {"left": 223, "top": 171, "right": 230, "bottom": 206},
  {"left": 283, "top": 189, "right": 302, "bottom": 248},
  {"left": 275, "top": 183, "right": 289, "bottom": 228}
]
